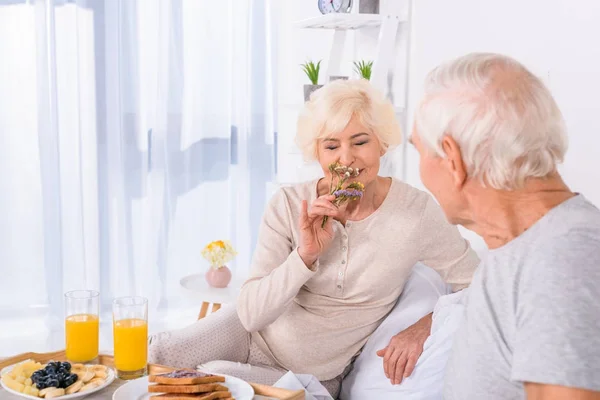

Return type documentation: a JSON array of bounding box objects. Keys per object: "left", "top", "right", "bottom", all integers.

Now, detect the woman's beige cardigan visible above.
[{"left": 237, "top": 178, "right": 480, "bottom": 380}]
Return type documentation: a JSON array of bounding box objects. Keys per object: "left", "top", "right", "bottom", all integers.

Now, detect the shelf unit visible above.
[
  {"left": 294, "top": 13, "right": 384, "bottom": 30},
  {"left": 293, "top": 11, "right": 409, "bottom": 114},
  {"left": 272, "top": 2, "right": 413, "bottom": 190}
]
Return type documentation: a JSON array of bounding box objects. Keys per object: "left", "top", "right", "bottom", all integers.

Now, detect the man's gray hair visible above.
[{"left": 415, "top": 53, "right": 568, "bottom": 190}]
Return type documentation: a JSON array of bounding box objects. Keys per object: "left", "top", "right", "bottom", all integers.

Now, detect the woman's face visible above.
[{"left": 316, "top": 115, "right": 383, "bottom": 187}]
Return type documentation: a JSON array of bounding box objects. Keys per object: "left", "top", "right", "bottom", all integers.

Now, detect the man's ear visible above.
[{"left": 441, "top": 135, "right": 467, "bottom": 189}]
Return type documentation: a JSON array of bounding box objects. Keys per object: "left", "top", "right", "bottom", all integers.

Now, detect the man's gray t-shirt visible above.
[{"left": 444, "top": 195, "right": 600, "bottom": 399}]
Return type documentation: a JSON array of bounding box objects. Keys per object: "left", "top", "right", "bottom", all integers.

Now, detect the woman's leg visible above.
[
  {"left": 148, "top": 305, "right": 250, "bottom": 369},
  {"left": 320, "top": 376, "right": 342, "bottom": 399},
  {"left": 197, "top": 361, "right": 286, "bottom": 386},
  {"left": 198, "top": 339, "right": 286, "bottom": 385}
]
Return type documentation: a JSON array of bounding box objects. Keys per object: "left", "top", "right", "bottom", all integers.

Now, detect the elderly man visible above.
[{"left": 410, "top": 53, "right": 600, "bottom": 399}]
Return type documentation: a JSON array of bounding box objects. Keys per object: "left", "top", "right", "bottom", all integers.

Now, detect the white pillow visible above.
[{"left": 339, "top": 263, "right": 461, "bottom": 400}]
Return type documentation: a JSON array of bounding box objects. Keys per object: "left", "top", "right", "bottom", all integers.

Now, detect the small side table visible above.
[{"left": 179, "top": 274, "right": 244, "bottom": 319}]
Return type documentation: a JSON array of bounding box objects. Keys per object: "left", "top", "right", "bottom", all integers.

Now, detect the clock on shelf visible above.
[{"left": 318, "top": 0, "right": 353, "bottom": 14}]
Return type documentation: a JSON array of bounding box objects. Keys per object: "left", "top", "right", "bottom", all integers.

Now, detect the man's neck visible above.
[{"left": 462, "top": 174, "right": 575, "bottom": 249}]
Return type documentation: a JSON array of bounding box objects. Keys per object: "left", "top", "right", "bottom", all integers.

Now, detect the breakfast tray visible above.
[{"left": 0, "top": 351, "right": 304, "bottom": 400}]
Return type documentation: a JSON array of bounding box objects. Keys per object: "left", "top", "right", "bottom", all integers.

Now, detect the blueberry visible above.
[
  {"left": 61, "top": 362, "right": 71, "bottom": 371},
  {"left": 64, "top": 374, "right": 77, "bottom": 387},
  {"left": 47, "top": 378, "right": 59, "bottom": 388}
]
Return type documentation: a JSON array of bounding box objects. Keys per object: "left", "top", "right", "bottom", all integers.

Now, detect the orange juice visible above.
[
  {"left": 113, "top": 318, "right": 148, "bottom": 371},
  {"left": 65, "top": 314, "right": 99, "bottom": 362}
]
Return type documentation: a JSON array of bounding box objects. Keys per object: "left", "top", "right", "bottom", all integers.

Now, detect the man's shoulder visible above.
[
  {"left": 497, "top": 195, "right": 600, "bottom": 264},
  {"left": 477, "top": 195, "right": 600, "bottom": 300},
  {"left": 529, "top": 196, "right": 600, "bottom": 273},
  {"left": 500, "top": 197, "right": 600, "bottom": 305}
]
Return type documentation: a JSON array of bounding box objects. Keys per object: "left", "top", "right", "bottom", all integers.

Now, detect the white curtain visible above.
[{"left": 0, "top": 0, "right": 276, "bottom": 355}]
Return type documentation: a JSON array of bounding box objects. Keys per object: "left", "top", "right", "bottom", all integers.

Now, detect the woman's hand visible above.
[
  {"left": 298, "top": 194, "right": 340, "bottom": 267},
  {"left": 376, "top": 313, "right": 433, "bottom": 385}
]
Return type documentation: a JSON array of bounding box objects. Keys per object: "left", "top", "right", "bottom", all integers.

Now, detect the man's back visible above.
[{"left": 445, "top": 194, "right": 600, "bottom": 399}]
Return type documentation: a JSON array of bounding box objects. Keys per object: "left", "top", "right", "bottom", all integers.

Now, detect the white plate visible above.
[
  {"left": 0, "top": 361, "right": 115, "bottom": 399},
  {"left": 113, "top": 374, "right": 254, "bottom": 400}
]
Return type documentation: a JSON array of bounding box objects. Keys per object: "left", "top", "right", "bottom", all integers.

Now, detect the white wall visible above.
[
  {"left": 406, "top": 0, "right": 600, "bottom": 202},
  {"left": 274, "top": 0, "right": 600, "bottom": 253},
  {"left": 405, "top": 0, "right": 600, "bottom": 252},
  {"left": 272, "top": 0, "right": 410, "bottom": 185}
]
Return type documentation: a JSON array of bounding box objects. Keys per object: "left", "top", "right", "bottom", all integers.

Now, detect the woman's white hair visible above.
[
  {"left": 296, "top": 79, "right": 402, "bottom": 161},
  {"left": 415, "top": 52, "right": 568, "bottom": 190}
]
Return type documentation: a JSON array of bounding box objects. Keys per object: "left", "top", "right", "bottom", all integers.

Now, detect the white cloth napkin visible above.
[{"left": 273, "top": 371, "right": 333, "bottom": 400}]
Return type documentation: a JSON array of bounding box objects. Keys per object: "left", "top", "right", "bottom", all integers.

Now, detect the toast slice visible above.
[
  {"left": 149, "top": 391, "right": 232, "bottom": 399},
  {"left": 148, "top": 370, "right": 226, "bottom": 385},
  {"left": 148, "top": 383, "right": 228, "bottom": 394}
]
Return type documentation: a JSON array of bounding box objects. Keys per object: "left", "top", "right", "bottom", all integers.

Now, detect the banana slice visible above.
[
  {"left": 80, "top": 381, "right": 99, "bottom": 392},
  {"left": 81, "top": 369, "right": 95, "bottom": 383},
  {"left": 38, "top": 387, "right": 58, "bottom": 397},
  {"left": 89, "top": 377, "right": 105, "bottom": 385},
  {"left": 66, "top": 380, "right": 84, "bottom": 395},
  {"left": 91, "top": 365, "right": 107, "bottom": 373},
  {"left": 93, "top": 370, "right": 107, "bottom": 379},
  {"left": 44, "top": 388, "right": 65, "bottom": 398}
]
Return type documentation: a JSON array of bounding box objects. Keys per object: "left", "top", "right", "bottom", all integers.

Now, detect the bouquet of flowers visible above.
[
  {"left": 201, "top": 240, "right": 238, "bottom": 269},
  {"left": 321, "top": 162, "right": 365, "bottom": 228}
]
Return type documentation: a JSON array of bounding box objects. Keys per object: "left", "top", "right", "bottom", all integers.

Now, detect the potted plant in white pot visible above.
[
  {"left": 301, "top": 60, "right": 323, "bottom": 101},
  {"left": 353, "top": 60, "right": 373, "bottom": 81}
]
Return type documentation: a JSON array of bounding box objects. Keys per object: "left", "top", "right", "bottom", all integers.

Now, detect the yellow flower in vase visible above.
[{"left": 201, "top": 240, "right": 237, "bottom": 288}]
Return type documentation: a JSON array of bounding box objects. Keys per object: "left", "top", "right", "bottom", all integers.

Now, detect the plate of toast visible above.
[{"left": 112, "top": 369, "right": 254, "bottom": 400}]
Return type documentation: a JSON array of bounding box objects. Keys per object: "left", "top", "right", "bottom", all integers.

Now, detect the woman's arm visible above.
[
  {"left": 236, "top": 189, "right": 317, "bottom": 332},
  {"left": 418, "top": 196, "right": 480, "bottom": 291}
]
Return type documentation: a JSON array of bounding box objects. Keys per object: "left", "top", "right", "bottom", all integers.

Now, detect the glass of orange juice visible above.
[
  {"left": 65, "top": 290, "right": 100, "bottom": 363},
  {"left": 113, "top": 296, "right": 148, "bottom": 380}
]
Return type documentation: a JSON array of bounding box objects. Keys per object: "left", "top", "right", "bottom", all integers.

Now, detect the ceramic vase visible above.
[{"left": 205, "top": 265, "right": 232, "bottom": 288}]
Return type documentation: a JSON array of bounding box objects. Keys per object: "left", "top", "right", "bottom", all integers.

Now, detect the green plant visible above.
[
  {"left": 353, "top": 60, "right": 373, "bottom": 80},
  {"left": 301, "top": 60, "right": 321, "bottom": 85}
]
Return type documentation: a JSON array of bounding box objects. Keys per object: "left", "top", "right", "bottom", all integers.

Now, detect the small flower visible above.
[
  {"left": 333, "top": 189, "right": 364, "bottom": 198},
  {"left": 201, "top": 240, "right": 238, "bottom": 269},
  {"left": 321, "top": 161, "right": 365, "bottom": 228}
]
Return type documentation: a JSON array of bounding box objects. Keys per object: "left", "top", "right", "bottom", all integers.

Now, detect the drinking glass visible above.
[
  {"left": 64, "top": 290, "right": 100, "bottom": 363},
  {"left": 112, "top": 296, "right": 148, "bottom": 380}
]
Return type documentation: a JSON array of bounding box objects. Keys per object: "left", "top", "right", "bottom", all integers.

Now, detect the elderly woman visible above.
[
  {"left": 410, "top": 53, "right": 600, "bottom": 399},
  {"left": 149, "top": 79, "right": 479, "bottom": 397}
]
